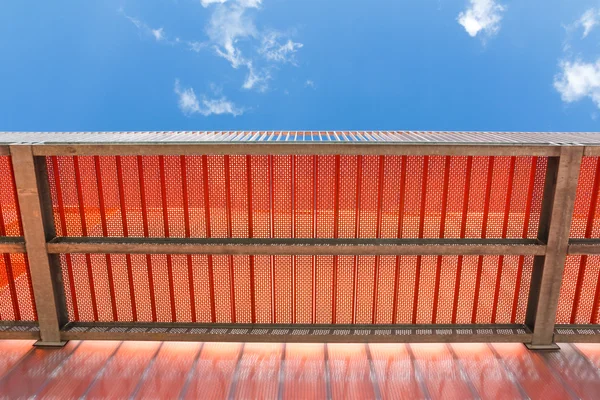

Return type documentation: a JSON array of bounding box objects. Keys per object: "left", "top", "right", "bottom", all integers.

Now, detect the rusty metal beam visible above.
[
  {"left": 568, "top": 239, "right": 600, "bottom": 254},
  {"left": 10, "top": 145, "right": 67, "bottom": 346},
  {"left": 526, "top": 146, "right": 584, "bottom": 350},
  {"left": 0, "top": 237, "right": 26, "bottom": 253},
  {"left": 45, "top": 237, "right": 547, "bottom": 256},
  {"left": 31, "top": 143, "right": 561, "bottom": 157},
  {"left": 60, "top": 322, "right": 532, "bottom": 344}
]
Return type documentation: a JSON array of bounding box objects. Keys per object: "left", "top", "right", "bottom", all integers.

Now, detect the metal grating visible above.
[
  {"left": 61, "top": 322, "right": 531, "bottom": 340},
  {"left": 0, "top": 253, "right": 36, "bottom": 321},
  {"left": 2, "top": 130, "right": 600, "bottom": 144},
  {"left": 571, "top": 157, "right": 600, "bottom": 238},
  {"left": 0, "top": 156, "right": 22, "bottom": 237},
  {"left": 58, "top": 253, "right": 534, "bottom": 325},
  {"left": 557, "top": 255, "right": 600, "bottom": 324},
  {"left": 46, "top": 155, "right": 547, "bottom": 240}
]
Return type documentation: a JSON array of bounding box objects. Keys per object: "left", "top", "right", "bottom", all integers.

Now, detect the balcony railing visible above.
[{"left": 1, "top": 131, "right": 600, "bottom": 349}]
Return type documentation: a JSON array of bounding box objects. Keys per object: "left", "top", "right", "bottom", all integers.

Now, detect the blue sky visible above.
[{"left": 2, "top": 0, "right": 600, "bottom": 131}]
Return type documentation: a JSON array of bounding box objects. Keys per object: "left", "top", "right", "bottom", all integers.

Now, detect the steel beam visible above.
[
  {"left": 526, "top": 146, "right": 584, "bottom": 350},
  {"left": 45, "top": 237, "right": 547, "bottom": 256},
  {"left": 0, "top": 237, "right": 26, "bottom": 253},
  {"left": 31, "top": 143, "right": 560, "bottom": 157},
  {"left": 10, "top": 145, "right": 67, "bottom": 346}
]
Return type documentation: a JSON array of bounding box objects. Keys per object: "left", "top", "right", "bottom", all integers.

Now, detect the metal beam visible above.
[
  {"left": 31, "top": 143, "right": 561, "bottom": 157},
  {"left": 0, "top": 237, "right": 26, "bottom": 253},
  {"left": 554, "top": 325, "right": 600, "bottom": 342},
  {"left": 45, "top": 237, "right": 547, "bottom": 256},
  {"left": 584, "top": 146, "right": 600, "bottom": 157},
  {"left": 60, "top": 322, "right": 532, "bottom": 344},
  {"left": 526, "top": 146, "right": 584, "bottom": 349},
  {"left": 10, "top": 145, "right": 67, "bottom": 346},
  {"left": 568, "top": 239, "right": 600, "bottom": 254}
]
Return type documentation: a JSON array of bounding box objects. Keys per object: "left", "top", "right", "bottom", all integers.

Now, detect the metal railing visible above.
[{"left": 0, "top": 132, "right": 599, "bottom": 349}]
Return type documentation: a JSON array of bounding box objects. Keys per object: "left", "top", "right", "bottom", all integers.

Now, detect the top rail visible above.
[{"left": 0, "top": 131, "right": 599, "bottom": 156}]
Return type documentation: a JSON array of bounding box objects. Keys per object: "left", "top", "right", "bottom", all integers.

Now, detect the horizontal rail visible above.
[
  {"left": 0, "top": 322, "right": 40, "bottom": 340},
  {"left": 584, "top": 146, "right": 600, "bottom": 157},
  {"left": 61, "top": 322, "right": 532, "bottom": 343},
  {"left": 46, "top": 237, "right": 547, "bottom": 255},
  {"left": 568, "top": 239, "right": 600, "bottom": 254},
  {"left": 30, "top": 143, "right": 562, "bottom": 157},
  {"left": 0, "top": 237, "right": 26, "bottom": 253},
  {"left": 554, "top": 325, "right": 600, "bottom": 342}
]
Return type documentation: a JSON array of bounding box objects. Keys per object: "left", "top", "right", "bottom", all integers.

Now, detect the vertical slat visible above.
[
  {"left": 137, "top": 156, "right": 156, "bottom": 322},
  {"left": 180, "top": 156, "right": 197, "bottom": 322},
  {"left": 451, "top": 156, "right": 472, "bottom": 324},
  {"left": 246, "top": 155, "right": 256, "bottom": 324},
  {"left": 116, "top": 156, "right": 137, "bottom": 322},
  {"left": 411, "top": 156, "right": 429, "bottom": 324},
  {"left": 571, "top": 157, "right": 600, "bottom": 323},
  {"left": 202, "top": 155, "right": 216, "bottom": 323},
  {"left": 432, "top": 156, "right": 451, "bottom": 323},
  {"left": 472, "top": 157, "right": 494, "bottom": 323},
  {"left": 10, "top": 145, "right": 66, "bottom": 345},
  {"left": 159, "top": 156, "right": 177, "bottom": 322},
  {"left": 526, "top": 146, "right": 584, "bottom": 349},
  {"left": 511, "top": 157, "right": 538, "bottom": 324}
]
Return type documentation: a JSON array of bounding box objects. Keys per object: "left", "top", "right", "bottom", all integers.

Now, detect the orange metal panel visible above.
[
  {"left": 0, "top": 253, "right": 35, "bottom": 321},
  {"left": 183, "top": 342, "right": 242, "bottom": 400},
  {"left": 281, "top": 343, "right": 327, "bottom": 399},
  {"left": 327, "top": 344, "right": 376, "bottom": 400},
  {"left": 492, "top": 343, "right": 572, "bottom": 400}
]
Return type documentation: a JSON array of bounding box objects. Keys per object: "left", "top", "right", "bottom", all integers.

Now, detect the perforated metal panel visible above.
[
  {"left": 58, "top": 253, "right": 533, "bottom": 324},
  {"left": 0, "top": 156, "right": 22, "bottom": 237},
  {"left": 557, "top": 255, "right": 600, "bottom": 324},
  {"left": 0, "top": 253, "right": 36, "bottom": 321},
  {"left": 46, "top": 155, "right": 547, "bottom": 240},
  {"left": 571, "top": 157, "right": 600, "bottom": 238}
]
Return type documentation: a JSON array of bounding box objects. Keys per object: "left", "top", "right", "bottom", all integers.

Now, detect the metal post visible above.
[
  {"left": 10, "top": 144, "right": 67, "bottom": 346},
  {"left": 526, "top": 146, "right": 583, "bottom": 350}
]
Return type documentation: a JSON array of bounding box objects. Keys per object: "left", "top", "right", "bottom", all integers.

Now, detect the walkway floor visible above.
[{"left": 0, "top": 340, "right": 598, "bottom": 399}]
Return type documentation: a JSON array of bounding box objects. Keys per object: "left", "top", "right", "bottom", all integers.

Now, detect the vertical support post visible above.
[
  {"left": 526, "top": 146, "right": 583, "bottom": 350},
  {"left": 10, "top": 145, "right": 67, "bottom": 346}
]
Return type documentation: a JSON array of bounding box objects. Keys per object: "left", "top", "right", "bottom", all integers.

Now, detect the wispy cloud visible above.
[
  {"left": 554, "top": 10, "right": 600, "bottom": 112},
  {"left": 174, "top": 80, "right": 244, "bottom": 116},
  {"left": 201, "top": 0, "right": 228, "bottom": 6},
  {"left": 554, "top": 60, "right": 600, "bottom": 109},
  {"left": 457, "top": 0, "right": 505, "bottom": 38},
  {"left": 575, "top": 8, "right": 600, "bottom": 38},
  {"left": 203, "top": 0, "right": 302, "bottom": 91},
  {"left": 121, "top": 9, "right": 166, "bottom": 43},
  {"left": 151, "top": 28, "right": 165, "bottom": 41},
  {"left": 259, "top": 32, "right": 303, "bottom": 64},
  {"left": 122, "top": 9, "right": 208, "bottom": 51},
  {"left": 305, "top": 79, "right": 316, "bottom": 89}
]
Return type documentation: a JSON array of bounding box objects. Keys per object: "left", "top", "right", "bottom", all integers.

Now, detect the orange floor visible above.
[{"left": 0, "top": 341, "right": 599, "bottom": 399}]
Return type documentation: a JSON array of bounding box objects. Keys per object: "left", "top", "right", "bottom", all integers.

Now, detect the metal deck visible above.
[{"left": 0, "top": 339, "right": 599, "bottom": 399}]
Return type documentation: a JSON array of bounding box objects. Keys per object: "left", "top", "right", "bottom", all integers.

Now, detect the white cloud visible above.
[
  {"left": 174, "top": 80, "right": 244, "bottom": 116},
  {"left": 243, "top": 63, "right": 270, "bottom": 91},
  {"left": 259, "top": 32, "right": 303, "bottom": 64},
  {"left": 458, "top": 0, "right": 505, "bottom": 38},
  {"left": 577, "top": 9, "right": 600, "bottom": 38},
  {"left": 554, "top": 60, "right": 600, "bottom": 108},
  {"left": 201, "top": 0, "right": 228, "bottom": 7},
  {"left": 238, "top": 0, "right": 261, "bottom": 8},
  {"left": 305, "top": 80, "right": 315, "bottom": 89},
  {"left": 188, "top": 41, "right": 208, "bottom": 52},
  {"left": 151, "top": 28, "right": 165, "bottom": 41},
  {"left": 122, "top": 10, "right": 168, "bottom": 43}
]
